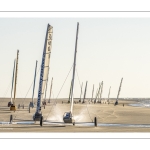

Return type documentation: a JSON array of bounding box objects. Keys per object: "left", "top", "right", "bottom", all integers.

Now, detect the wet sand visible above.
[{"left": 0, "top": 98, "right": 150, "bottom": 132}]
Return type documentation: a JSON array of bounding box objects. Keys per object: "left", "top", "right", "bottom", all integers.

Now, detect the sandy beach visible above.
[{"left": 0, "top": 98, "right": 150, "bottom": 132}]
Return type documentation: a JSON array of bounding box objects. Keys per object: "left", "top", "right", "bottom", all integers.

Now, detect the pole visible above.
[
  {"left": 107, "top": 86, "right": 111, "bottom": 103},
  {"left": 13, "top": 50, "right": 19, "bottom": 106},
  {"left": 99, "top": 81, "right": 103, "bottom": 103},
  {"left": 48, "top": 77, "right": 53, "bottom": 103},
  {"left": 91, "top": 84, "right": 94, "bottom": 102},
  {"left": 10, "top": 59, "right": 16, "bottom": 103},
  {"left": 68, "top": 80, "right": 72, "bottom": 103},
  {"left": 95, "top": 82, "right": 101, "bottom": 103},
  {"left": 32, "top": 60, "right": 38, "bottom": 106},
  {"left": 82, "top": 81, "right": 88, "bottom": 103},
  {"left": 70, "top": 22, "right": 79, "bottom": 114},
  {"left": 115, "top": 78, "right": 123, "bottom": 105}
]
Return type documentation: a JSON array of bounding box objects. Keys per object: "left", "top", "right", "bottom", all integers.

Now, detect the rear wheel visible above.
[
  {"left": 40, "top": 116, "right": 43, "bottom": 126},
  {"left": 94, "top": 117, "right": 97, "bottom": 127}
]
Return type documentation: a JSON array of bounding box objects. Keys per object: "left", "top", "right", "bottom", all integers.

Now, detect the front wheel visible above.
[{"left": 73, "top": 122, "right": 75, "bottom": 126}]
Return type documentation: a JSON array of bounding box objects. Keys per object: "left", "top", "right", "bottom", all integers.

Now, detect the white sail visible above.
[
  {"left": 10, "top": 59, "right": 16, "bottom": 103},
  {"left": 48, "top": 77, "right": 53, "bottom": 103},
  {"left": 70, "top": 22, "right": 79, "bottom": 113},
  {"left": 13, "top": 50, "right": 19, "bottom": 105},
  {"left": 32, "top": 60, "right": 38, "bottom": 104},
  {"left": 36, "top": 24, "right": 53, "bottom": 112}
]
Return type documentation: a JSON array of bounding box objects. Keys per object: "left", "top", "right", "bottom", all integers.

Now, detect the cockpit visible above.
[{"left": 63, "top": 112, "right": 72, "bottom": 119}]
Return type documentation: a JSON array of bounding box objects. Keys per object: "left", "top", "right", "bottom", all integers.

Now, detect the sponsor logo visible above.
[
  {"left": 37, "top": 54, "right": 45, "bottom": 109},
  {"left": 37, "top": 25, "right": 52, "bottom": 110}
]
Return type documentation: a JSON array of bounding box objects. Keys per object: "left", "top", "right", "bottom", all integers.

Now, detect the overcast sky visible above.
[{"left": 0, "top": 18, "right": 150, "bottom": 99}]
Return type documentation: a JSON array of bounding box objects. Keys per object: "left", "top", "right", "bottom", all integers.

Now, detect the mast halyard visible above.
[
  {"left": 10, "top": 50, "right": 19, "bottom": 111},
  {"left": 33, "top": 24, "right": 53, "bottom": 121}
]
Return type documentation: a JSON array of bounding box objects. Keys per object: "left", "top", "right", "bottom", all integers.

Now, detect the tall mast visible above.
[
  {"left": 115, "top": 78, "right": 123, "bottom": 105},
  {"left": 48, "top": 77, "right": 53, "bottom": 103},
  {"left": 94, "top": 88, "right": 98, "bottom": 103},
  {"left": 107, "top": 86, "right": 111, "bottom": 103},
  {"left": 95, "top": 82, "right": 101, "bottom": 103},
  {"left": 70, "top": 22, "right": 79, "bottom": 114},
  {"left": 31, "top": 60, "right": 38, "bottom": 106},
  {"left": 68, "top": 80, "right": 72, "bottom": 103},
  {"left": 91, "top": 84, "right": 94, "bottom": 102},
  {"left": 10, "top": 59, "right": 16, "bottom": 103},
  {"left": 13, "top": 50, "right": 19, "bottom": 106},
  {"left": 79, "top": 82, "right": 83, "bottom": 102},
  {"left": 99, "top": 81, "right": 103, "bottom": 103},
  {"left": 36, "top": 24, "right": 53, "bottom": 113},
  {"left": 82, "top": 81, "right": 88, "bottom": 103}
]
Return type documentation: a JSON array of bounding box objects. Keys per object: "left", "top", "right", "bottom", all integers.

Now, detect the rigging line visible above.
[
  {"left": 22, "top": 67, "right": 40, "bottom": 103},
  {"left": 13, "top": 80, "right": 35, "bottom": 120},
  {"left": 0, "top": 79, "right": 11, "bottom": 106},
  {"left": 75, "top": 68, "right": 81, "bottom": 88},
  {"left": 3, "top": 80, "right": 11, "bottom": 97},
  {"left": 47, "top": 89, "right": 55, "bottom": 105},
  {"left": 52, "top": 90, "right": 54, "bottom": 99},
  {"left": 45, "top": 89, "right": 57, "bottom": 121},
  {"left": 18, "top": 83, "right": 23, "bottom": 98},
  {"left": 55, "top": 64, "right": 73, "bottom": 100},
  {"left": 85, "top": 102, "right": 93, "bottom": 122},
  {"left": 45, "top": 100, "right": 56, "bottom": 121},
  {"left": 13, "top": 66, "right": 41, "bottom": 120},
  {"left": 51, "top": 90, "right": 55, "bottom": 104},
  {"left": 45, "top": 65, "right": 73, "bottom": 121}
]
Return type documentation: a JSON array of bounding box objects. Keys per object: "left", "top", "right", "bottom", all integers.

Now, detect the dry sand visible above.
[{"left": 0, "top": 98, "right": 150, "bottom": 132}]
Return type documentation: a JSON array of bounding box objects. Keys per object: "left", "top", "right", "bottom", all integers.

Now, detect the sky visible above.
[{"left": 1, "top": 18, "right": 150, "bottom": 98}]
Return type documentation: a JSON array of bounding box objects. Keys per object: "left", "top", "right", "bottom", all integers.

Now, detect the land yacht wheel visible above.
[{"left": 40, "top": 116, "right": 43, "bottom": 126}]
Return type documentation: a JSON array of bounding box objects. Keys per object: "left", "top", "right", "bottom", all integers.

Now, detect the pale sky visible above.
[{"left": 0, "top": 18, "right": 150, "bottom": 98}]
